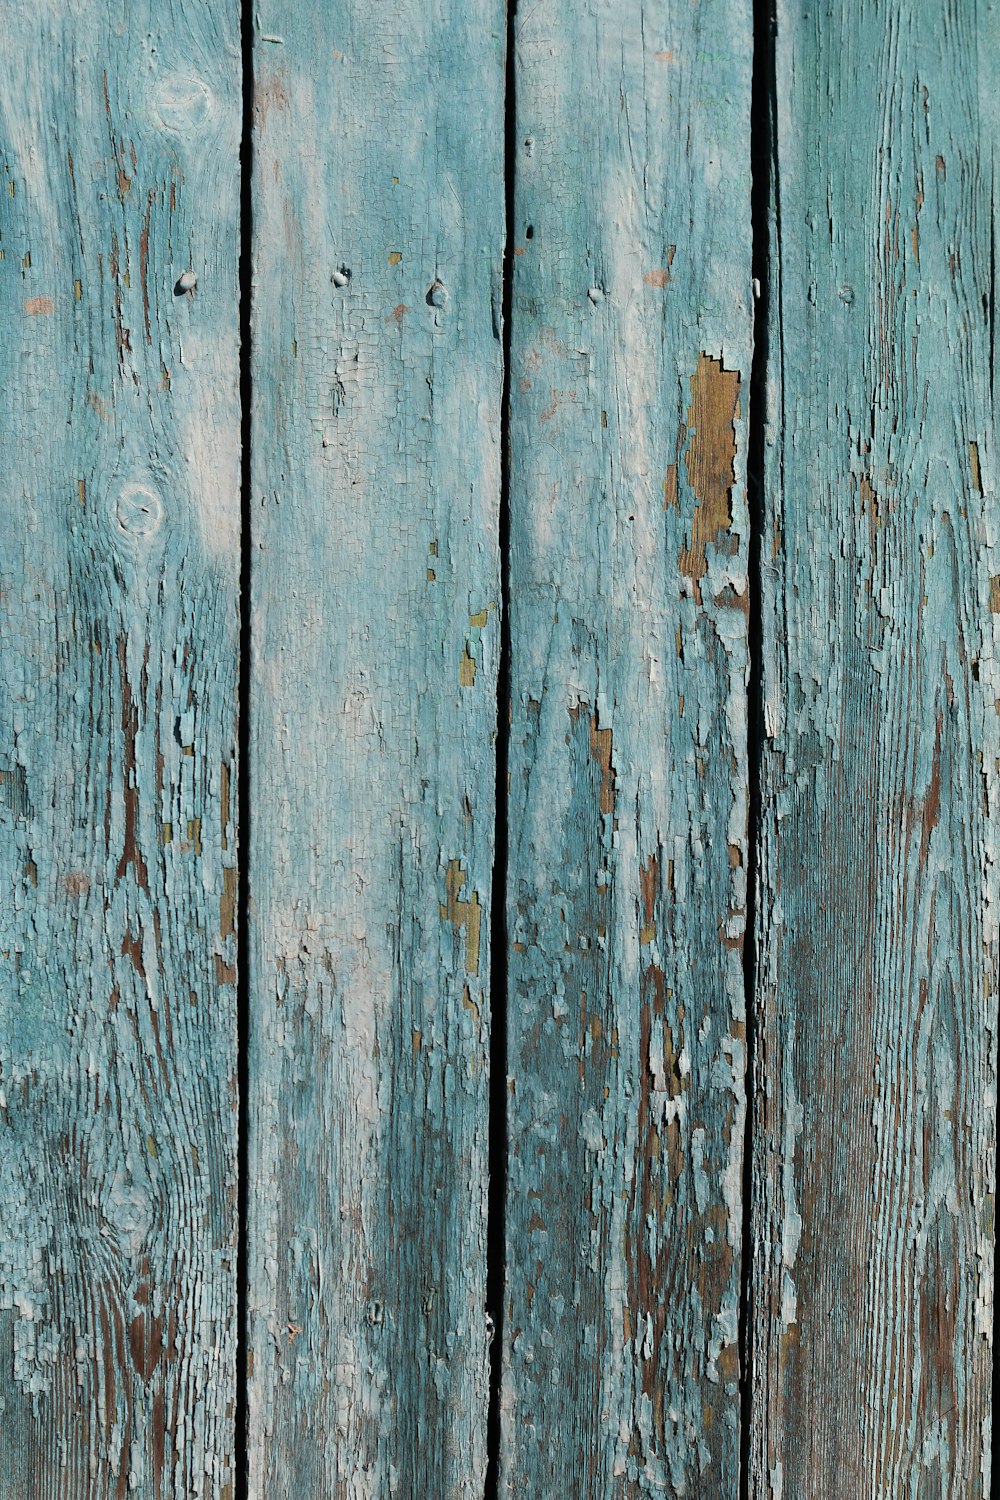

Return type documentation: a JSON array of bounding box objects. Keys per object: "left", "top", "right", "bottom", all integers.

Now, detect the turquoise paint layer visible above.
[
  {"left": 501, "top": 2, "right": 754, "bottom": 1493},
  {"left": 246, "top": 2, "right": 504, "bottom": 1493},
  {"left": 751, "top": 1, "right": 998, "bottom": 1491},
  {"left": 0, "top": 2, "right": 242, "bottom": 1494}
]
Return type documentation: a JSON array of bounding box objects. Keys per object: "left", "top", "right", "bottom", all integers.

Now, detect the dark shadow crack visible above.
[
  {"left": 484, "top": 1, "right": 517, "bottom": 1495},
  {"left": 739, "top": 0, "right": 777, "bottom": 1495},
  {"left": 234, "top": 5, "right": 254, "bottom": 1499}
]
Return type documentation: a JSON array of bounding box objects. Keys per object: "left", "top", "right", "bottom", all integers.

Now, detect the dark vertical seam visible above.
[
  {"left": 235, "top": 2, "right": 254, "bottom": 1497},
  {"left": 485, "top": 0, "right": 517, "bottom": 1495},
  {"left": 989, "top": 159, "right": 995, "bottom": 409},
  {"left": 740, "top": 0, "right": 776, "bottom": 1495},
  {"left": 992, "top": 153, "right": 998, "bottom": 1500}
]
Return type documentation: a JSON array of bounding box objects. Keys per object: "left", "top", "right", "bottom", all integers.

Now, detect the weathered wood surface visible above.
[
  {"left": 4, "top": 1, "right": 999, "bottom": 1492},
  {"left": 246, "top": 3, "right": 504, "bottom": 1494},
  {"left": 0, "top": 3, "right": 242, "bottom": 1497},
  {"left": 500, "top": 3, "right": 754, "bottom": 1493},
  {"left": 750, "top": 1, "right": 998, "bottom": 1493}
]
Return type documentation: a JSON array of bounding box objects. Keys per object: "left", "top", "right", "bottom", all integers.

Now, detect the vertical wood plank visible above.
[
  {"left": 751, "top": 1, "right": 998, "bottom": 1491},
  {"left": 0, "top": 4, "right": 241, "bottom": 1496},
  {"left": 501, "top": 5, "right": 754, "bottom": 1492},
  {"left": 247, "top": 4, "right": 504, "bottom": 1493}
]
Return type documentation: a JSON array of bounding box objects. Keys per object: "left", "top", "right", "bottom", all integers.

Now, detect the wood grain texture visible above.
[
  {"left": 246, "top": 4, "right": 504, "bottom": 1494},
  {"left": 0, "top": 3, "right": 241, "bottom": 1496},
  {"left": 750, "top": 1, "right": 998, "bottom": 1493},
  {"left": 500, "top": 4, "right": 754, "bottom": 1493}
]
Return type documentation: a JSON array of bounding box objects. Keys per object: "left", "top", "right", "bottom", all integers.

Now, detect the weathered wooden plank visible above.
[
  {"left": 500, "top": 4, "right": 754, "bottom": 1492},
  {"left": 0, "top": 4, "right": 241, "bottom": 1496},
  {"left": 246, "top": 4, "right": 504, "bottom": 1493},
  {"left": 750, "top": 1, "right": 998, "bottom": 1492}
]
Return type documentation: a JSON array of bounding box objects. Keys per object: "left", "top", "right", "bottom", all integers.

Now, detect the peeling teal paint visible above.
[
  {"left": 246, "top": 1, "right": 504, "bottom": 1493},
  {"left": 500, "top": 1, "right": 754, "bottom": 1493},
  {"left": 1, "top": 1, "right": 997, "bottom": 1493},
  {"left": 751, "top": 0, "right": 998, "bottom": 1491},
  {"left": 0, "top": 1, "right": 241, "bottom": 1494}
]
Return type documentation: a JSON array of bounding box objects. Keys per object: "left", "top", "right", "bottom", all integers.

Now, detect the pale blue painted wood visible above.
[
  {"left": 501, "top": 3, "right": 754, "bottom": 1493},
  {"left": 0, "top": 2, "right": 242, "bottom": 1495},
  {"left": 751, "top": 0, "right": 999, "bottom": 1491},
  {"left": 246, "top": 3, "right": 504, "bottom": 1493}
]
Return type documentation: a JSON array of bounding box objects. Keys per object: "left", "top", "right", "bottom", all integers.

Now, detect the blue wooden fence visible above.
[{"left": 0, "top": 0, "right": 994, "bottom": 1494}]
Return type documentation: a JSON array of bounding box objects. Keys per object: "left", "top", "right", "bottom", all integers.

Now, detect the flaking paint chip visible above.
[
  {"left": 440, "top": 860, "right": 481, "bottom": 975},
  {"left": 589, "top": 716, "right": 616, "bottom": 815},
  {"left": 643, "top": 249, "right": 675, "bottom": 289},
  {"left": 677, "top": 353, "right": 741, "bottom": 599}
]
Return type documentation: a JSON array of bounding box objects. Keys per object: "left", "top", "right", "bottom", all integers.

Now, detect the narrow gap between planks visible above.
[
  {"left": 234, "top": 1, "right": 255, "bottom": 1495},
  {"left": 485, "top": 0, "right": 519, "bottom": 1493},
  {"left": 995, "top": 158, "right": 1000, "bottom": 1500},
  {"left": 739, "top": 0, "right": 776, "bottom": 1493}
]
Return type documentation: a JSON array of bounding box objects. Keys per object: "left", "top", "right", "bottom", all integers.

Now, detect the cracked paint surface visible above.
[
  {"left": 0, "top": 2, "right": 241, "bottom": 1495},
  {"left": 751, "top": 1, "right": 998, "bottom": 1493},
  {"left": 501, "top": 1, "right": 753, "bottom": 1492},
  {"left": 246, "top": 2, "right": 504, "bottom": 1495}
]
